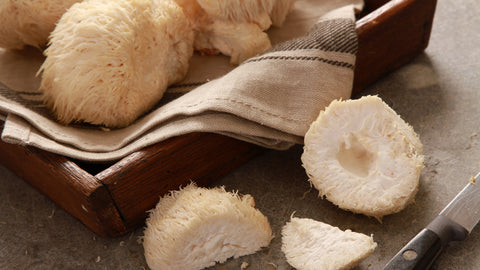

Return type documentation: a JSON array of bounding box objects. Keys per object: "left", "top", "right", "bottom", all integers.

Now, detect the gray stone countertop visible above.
[{"left": 1, "top": 0, "right": 479, "bottom": 269}]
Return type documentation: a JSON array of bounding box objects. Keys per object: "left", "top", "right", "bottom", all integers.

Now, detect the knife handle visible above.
[
  {"left": 383, "top": 216, "right": 469, "bottom": 270},
  {"left": 383, "top": 228, "right": 442, "bottom": 270}
]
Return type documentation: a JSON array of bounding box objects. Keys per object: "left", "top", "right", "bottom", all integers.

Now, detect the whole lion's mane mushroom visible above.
[
  {"left": 174, "top": 0, "right": 296, "bottom": 64},
  {"left": 0, "top": 0, "right": 82, "bottom": 50},
  {"left": 301, "top": 96, "right": 424, "bottom": 220},
  {"left": 38, "top": 0, "right": 194, "bottom": 128}
]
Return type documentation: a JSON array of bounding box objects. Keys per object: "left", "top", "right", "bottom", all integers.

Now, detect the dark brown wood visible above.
[
  {"left": 358, "top": 0, "right": 396, "bottom": 16},
  {"left": 0, "top": 137, "right": 126, "bottom": 237},
  {"left": 353, "top": 0, "right": 437, "bottom": 94},
  {"left": 0, "top": 0, "right": 438, "bottom": 237},
  {"left": 96, "top": 133, "right": 263, "bottom": 230}
]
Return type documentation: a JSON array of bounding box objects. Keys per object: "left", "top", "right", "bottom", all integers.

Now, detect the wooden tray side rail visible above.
[
  {"left": 0, "top": 133, "right": 127, "bottom": 236},
  {"left": 353, "top": 0, "right": 437, "bottom": 94},
  {"left": 95, "top": 133, "right": 264, "bottom": 230},
  {"left": 0, "top": 0, "right": 437, "bottom": 237}
]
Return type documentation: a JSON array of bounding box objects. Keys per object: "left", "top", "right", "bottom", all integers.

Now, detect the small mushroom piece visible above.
[
  {"left": 0, "top": 0, "right": 81, "bottom": 50},
  {"left": 142, "top": 183, "right": 273, "bottom": 270},
  {"left": 281, "top": 217, "right": 377, "bottom": 270},
  {"left": 39, "top": 0, "right": 194, "bottom": 127},
  {"left": 301, "top": 96, "right": 424, "bottom": 219}
]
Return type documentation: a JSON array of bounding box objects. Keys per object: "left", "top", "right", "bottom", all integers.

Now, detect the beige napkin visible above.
[{"left": 0, "top": 0, "right": 362, "bottom": 162}]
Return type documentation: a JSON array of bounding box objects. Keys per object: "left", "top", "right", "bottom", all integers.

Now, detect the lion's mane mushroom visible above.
[
  {"left": 301, "top": 95, "right": 424, "bottom": 219},
  {"left": 0, "top": 0, "right": 81, "bottom": 50},
  {"left": 282, "top": 217, "right": 377, "bottom": 270},
  {"left": 142, "top": 183, "right": 273, "bottom": 270},
  {"left": 39, "top": 0, "right": 194, "bottom": 128},
  {"left": 174, "top": 0, "right": 296, "bottom": 64}
]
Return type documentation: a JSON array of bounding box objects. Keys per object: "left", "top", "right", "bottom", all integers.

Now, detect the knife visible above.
[{"left": 383, "top": 172, "right": 480, "bottom": 270}]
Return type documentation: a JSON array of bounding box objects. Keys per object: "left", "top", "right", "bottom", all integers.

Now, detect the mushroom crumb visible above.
[
  {"left": 301, "top": 96, "right": 424, "bottom": 219},
  {"left": 281, "top": 217, "right": 377, "bottom": 270},
  {"left": 241, "top": 261, "right": 249, "bottom": 269},
  {"left": 142, "top": 183, "right": 273, "bottom": 270}
]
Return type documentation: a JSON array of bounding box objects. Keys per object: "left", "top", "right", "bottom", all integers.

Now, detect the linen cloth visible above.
[{"left": 0, "top": 0, "right": 362, "bottom": 162}]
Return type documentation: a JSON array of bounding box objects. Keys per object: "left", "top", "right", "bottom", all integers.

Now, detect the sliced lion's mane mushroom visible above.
[
  {"left": 142, "top": 183, "right": 273, "bottom": 270},
  {"left": 282, "top": 217, "right": 377, "bottom": 270},
  {"left": 302, "top": 96, "right": 424, "bottom": 220}
]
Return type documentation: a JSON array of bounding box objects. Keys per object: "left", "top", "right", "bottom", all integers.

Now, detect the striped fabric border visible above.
[
  {"left": 0, "top": 82, "right": 50, "bottom": 116},
  {"left": 271, "top": 18, "right": 358, "bottom": 54},
  {"left": 245, "top": 55, "right": 354, "bottom": 69}
]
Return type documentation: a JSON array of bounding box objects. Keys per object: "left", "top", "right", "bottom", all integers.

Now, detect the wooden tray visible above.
[{"left": 0, "top": 0, "right": 437, "bottom": 237}]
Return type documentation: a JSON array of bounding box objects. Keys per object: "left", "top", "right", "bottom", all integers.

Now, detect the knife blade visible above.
[{"left": 383, "top": 172, "right": 480, "bottom": 270}]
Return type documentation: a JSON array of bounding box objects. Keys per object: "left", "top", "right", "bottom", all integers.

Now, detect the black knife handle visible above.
[
  {"left": 383, "top": 228, "right": 442, "bottom": 270},
  {"left": 383, "top": 216, "right": 469, "bottom": 270}
]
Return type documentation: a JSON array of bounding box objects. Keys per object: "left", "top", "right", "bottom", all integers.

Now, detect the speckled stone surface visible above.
[{"left": 1, "top": 0, "right": 479, "bottom": 269}]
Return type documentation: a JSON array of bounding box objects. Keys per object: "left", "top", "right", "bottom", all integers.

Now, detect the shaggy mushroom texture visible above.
[
  {"left": 301, "top": 96, "right": 424, "bottom": 219},
  {"left": 0, "top": 0, "right": 81, "bottom": 50},
  {"left": 143, "top": 183, "right": 273, "bottom": 270},
  {"left": 38, "top": 0, "right": 194, "bottom": 128},
  {"left": 282, "top": 217, "right": 377, "bottom": 270},
  {"left": 174, "top": 0, "right": 296, "bottom": 64}
]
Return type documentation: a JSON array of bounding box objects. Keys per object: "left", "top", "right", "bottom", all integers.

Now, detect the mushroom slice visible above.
[
  {"left": 282, "top": 217, "right": 377, "bottom": 270},
  {"left": 301, "top": 96, "right": 424, "bottom": 219},
  {"left": 0, "top": 0, "right": 81, "bottom": 50},
  {"left": 39, "top": 0, "right": 194, "bottom": 128},
  {"left": 143, "top": 183, "right": 273, "bottom": 270}
]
